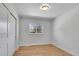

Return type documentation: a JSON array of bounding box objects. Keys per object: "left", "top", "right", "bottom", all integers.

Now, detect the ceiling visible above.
[{"left": 13, "top": 3, "right": 79, "bottom": 19}]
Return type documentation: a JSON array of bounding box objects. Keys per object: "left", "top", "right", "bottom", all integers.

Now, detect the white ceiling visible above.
[{"left": 13, "top": 3, "right": 79, "bottom": 19}]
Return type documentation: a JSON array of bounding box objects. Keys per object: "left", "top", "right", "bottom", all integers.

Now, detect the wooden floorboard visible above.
[{"left": 14, "top": 44, "right": 72, "bottom": 56}]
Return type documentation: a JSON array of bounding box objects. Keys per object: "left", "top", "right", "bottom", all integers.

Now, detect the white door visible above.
[
  {"left": 8, "top": 13, "right": 16, "bottom": 56},
  {"left": 0, "top": 6, "right": 7, "bottom": 56}
]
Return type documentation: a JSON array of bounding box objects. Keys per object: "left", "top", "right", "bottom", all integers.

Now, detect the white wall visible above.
[
  {"left": 0, "top": 3, "right": 19, "bottom": 56},
  {"left": 51, "top": 7, "right": 79, "bottom": 55},
  {"left": 19, "top": 16, "right": 52, "bottom": 46},
  {"left": 1, "top": 3, "right": 19, "bottom": 50},
  {"left": 4, "top": 3, "right": 19, "bottom": 49}
]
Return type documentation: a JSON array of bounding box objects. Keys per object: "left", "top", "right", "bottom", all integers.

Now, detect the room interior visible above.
[{"left": 0, "top": 3, "right": 79, "bottom": 56}]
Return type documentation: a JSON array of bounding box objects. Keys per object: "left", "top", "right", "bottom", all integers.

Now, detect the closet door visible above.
[
  {"left": 8, "top": 13, "right": 16, "bottom": 56},
  {"left": 0, "top": 6, "right": 7, "bottom": 56}
]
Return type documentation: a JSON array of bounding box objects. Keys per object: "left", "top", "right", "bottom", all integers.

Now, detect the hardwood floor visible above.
[{"left": 14, "top": 44, "right": 72, "bottom": 56}]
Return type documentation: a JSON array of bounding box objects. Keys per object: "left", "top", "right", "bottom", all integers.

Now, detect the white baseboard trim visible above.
[
  {"left": 51, "top": 43, "right": 77, "bottom": 56},
  {"left": 19, "top": 43, "right": 51, "bottom": 47},
  {"left": 13, "top": 46, "right": 19, "bottom": 56},
  {"left": 19, "top": 42, "right": 78, "bottom": 56}
]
